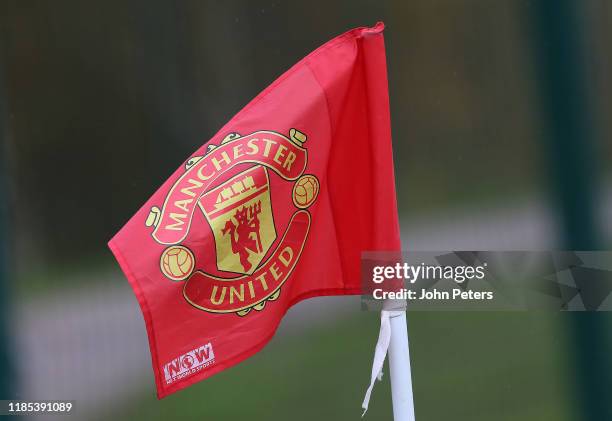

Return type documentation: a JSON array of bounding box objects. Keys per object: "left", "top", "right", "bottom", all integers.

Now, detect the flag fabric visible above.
[{"left": 109, "top": 22, "right": 401, "bottom": 398}]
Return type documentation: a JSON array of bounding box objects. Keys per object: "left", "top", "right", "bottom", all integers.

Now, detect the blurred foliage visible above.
[
  {"left": 99, "top": 311, "right": 573, "bottom": 421},
  {"left": 1, "top": 1, "right": 611, "bottom": 419},
  {"left": 2, "top": 0, "right": 609, "bottom": 275}
]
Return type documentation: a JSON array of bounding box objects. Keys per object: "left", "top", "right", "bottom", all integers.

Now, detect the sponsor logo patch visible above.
[{"left": 163, "top": 343, "right": 215, "bottom": 385}]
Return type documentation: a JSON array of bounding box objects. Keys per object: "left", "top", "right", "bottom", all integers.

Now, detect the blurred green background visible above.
[{"left": 1, "top": 0, "right": 612, "bottom": 420}]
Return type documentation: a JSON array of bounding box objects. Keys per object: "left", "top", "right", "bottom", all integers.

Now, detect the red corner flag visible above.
[{"left": 109, "top": 22, "right": 401, "bottom": 398}]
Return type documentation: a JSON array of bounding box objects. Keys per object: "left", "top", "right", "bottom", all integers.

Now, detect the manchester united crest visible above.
[{"left": 144, "top": 129, "right": 319, "bottom": 316}]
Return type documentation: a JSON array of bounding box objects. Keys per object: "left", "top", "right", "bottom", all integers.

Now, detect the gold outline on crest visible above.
[
  {"left": 147, "top": 130, "right": 308, "bottom": 246},
  {"left": 182, "top": 210, "right": 311, "bottom": 314},
  {"left": 197, "top": 165, "right": 278, "bottom": 276}
]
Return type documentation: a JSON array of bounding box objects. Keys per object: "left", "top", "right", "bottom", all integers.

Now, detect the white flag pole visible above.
[
  {"left": 362, "top": 300, "right": 415, "bottom": 420},
  {"left": 388, "top": 310, "right": 416, "bottom": 421}
]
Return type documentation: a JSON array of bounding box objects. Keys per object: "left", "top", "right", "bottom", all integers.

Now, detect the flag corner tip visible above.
[{"left": 368, "top": 21, "right": 385, "bottom": 33}]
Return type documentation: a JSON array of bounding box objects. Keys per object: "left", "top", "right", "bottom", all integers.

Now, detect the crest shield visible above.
[{"left": 198, "top": 165, "right": 276, "bottom": 275}]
